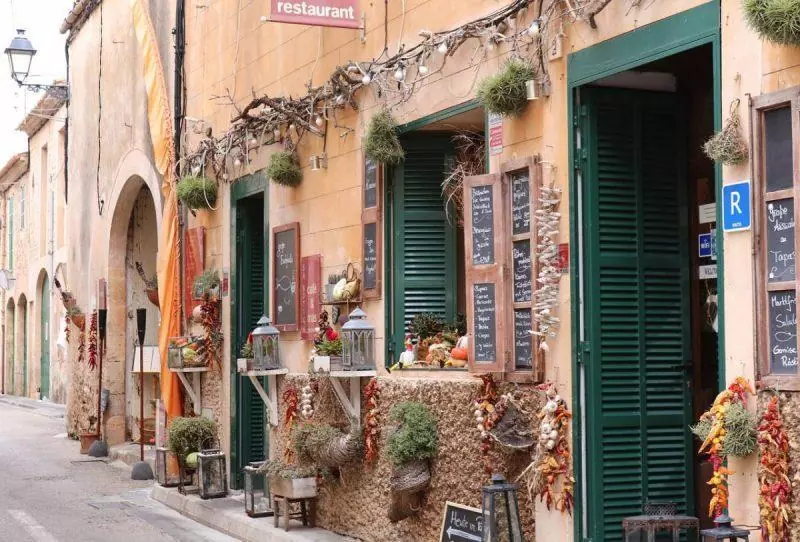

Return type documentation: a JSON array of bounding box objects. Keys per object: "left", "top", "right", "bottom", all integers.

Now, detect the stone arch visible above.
[
  {"left": 5, "top": 297, "right": 14, "bottom": 394},
  {"left": 34, "top": 269, "right": 50, "bottom": 400},
  {"left": 16, "top": 293, "right": 27, "bottom": 397}
]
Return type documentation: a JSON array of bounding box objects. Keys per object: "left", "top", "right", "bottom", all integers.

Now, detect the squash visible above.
[{"left": 451, "top": 347, "right": 468, "bottom": 361}]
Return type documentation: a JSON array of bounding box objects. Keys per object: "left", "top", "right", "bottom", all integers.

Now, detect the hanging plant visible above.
[
  {"left": 691, "top": 377, "right": 755, "bottom": 518},
  {"left": 364, "top": 109, "right": 405, "bottom": 165},
  {"left": 744, "top": 0, "right": 800, "bottom": 46},
  {"left": 476, "top": 58, "right": 535, "bottom": 118},
  {"left": 267, "top": 151, "right": 303, "bottom": 187},
  {"left": 703, "top": 99, "right": 749, "bottom": 165},
  {"left": 87, "top": 311, "right": 98, "bottom": 370},
  {"left": 176, "top": 175, "right": 218, "bottom": 209},
  {"left": 758, "top": 395, "right": 792, "bottom": 541}
]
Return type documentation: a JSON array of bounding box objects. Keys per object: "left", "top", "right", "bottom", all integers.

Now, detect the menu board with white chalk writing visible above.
[
  {"left": 511, "top": 171, "right": 531, "bottom": 235},
  {"left": 766, "top": 198, "right": 796, "bottom": 284},
  {"left": 273, "top": 224, "right": 299, "bottom": 330},
  {"left": 514, "top": 309, "right": 533, "bottom": 369},
  {"left": 470, "top": 185, "right": 495, "bottom": 266},
  {"left": 513, "top": 240, "right": 532, "bottom": 303},
  {"left": 473, "top": 283, "right": 497, "bottom": 363},
  {"left": 769, "top": 290, "right": 798, "bottom": 374}
]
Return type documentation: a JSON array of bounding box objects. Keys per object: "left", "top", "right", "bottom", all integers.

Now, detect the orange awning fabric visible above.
[{"left": 132, "top": 0, "right": 183, "bottom": 421}]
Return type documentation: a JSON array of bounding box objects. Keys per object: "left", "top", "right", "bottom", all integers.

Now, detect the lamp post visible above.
[
  {"left": 132, "top": 308, "right": 154, "bottom": 480},
  {"left": 5, "top": 29, "right": 68, "bottom": 95}
]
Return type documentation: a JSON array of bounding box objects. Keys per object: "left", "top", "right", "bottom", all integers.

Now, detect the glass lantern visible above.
[
  {"left": 252, "top": 316, "right": 281, "bottom": 371},
  {"left": 341, "top": 307, "right": 375, "bottom": 370},
  {"left": 482, "top": 473, "right": 524, "bottom": 542},
  {"left": 155, "top": 447, "right": 192, "bottom": 487},
  {"left": 244, "top": 461, "right": 273, "bottom": 518},
  {"left": 700, "top": 514, "right": 750, "bottom": 541},
  {"left": 197, "top": 449, "right": 228, "bottom": 499}
]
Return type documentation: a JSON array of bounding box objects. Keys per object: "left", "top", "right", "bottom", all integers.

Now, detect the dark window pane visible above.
[{"left": 765, "top": 106, "right": 793, "bottom": 192}]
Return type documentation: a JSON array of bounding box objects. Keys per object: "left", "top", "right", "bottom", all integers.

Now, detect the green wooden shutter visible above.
[
  {"left": 582, "top": 88, "right": 693, "bottom": 541},
  {"left": 40, "top": 275, "right": 50, "bottom": 399},
  {"left": 392, "top": 135, "right": 456, "bottom": 355}
]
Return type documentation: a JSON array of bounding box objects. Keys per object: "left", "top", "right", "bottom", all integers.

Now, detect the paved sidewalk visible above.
[
  {"left": 0, "top": 392, "right": 66, "bottom": 419},
  {"left": 152, "top": 485, "right": 357, "bottom": 542}
]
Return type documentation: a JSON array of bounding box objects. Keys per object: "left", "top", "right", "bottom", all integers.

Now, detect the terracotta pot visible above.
[
  {"left": 79, "top": 432, "right": 99, "bottom": 454},
  {"left": 146, "top": 288, "right": 160, "bottom": 308}
]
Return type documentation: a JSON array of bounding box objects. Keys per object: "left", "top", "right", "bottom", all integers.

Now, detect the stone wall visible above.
[{"left": 272, "top": 375, "right": 544, "bottom": 542}]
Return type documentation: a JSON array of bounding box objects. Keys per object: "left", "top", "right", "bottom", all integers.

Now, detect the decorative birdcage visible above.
[{"left": 251, "top": 316, "right": 281, "bottom": 371}]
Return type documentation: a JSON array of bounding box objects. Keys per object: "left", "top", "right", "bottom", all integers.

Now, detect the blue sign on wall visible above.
[
  {"left": 722, "top": 181, "right": 751, "bottom": 232},
  {"left": 699, "top": 233, "right": 713, "bottom": 258}
]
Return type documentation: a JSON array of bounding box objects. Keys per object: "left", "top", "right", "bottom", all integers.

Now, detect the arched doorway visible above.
[
  {"left": 5, "top": 297, "right": 14, "bottom": 394},
  {"left": 39, "top": 273, "right": 50, "bottom": 399},
  {"left": 17, "top": 295, "right": 27, "bottom": 397}
]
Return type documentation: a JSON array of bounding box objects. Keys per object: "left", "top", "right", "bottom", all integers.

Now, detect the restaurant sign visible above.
[{"left": 270, "top": 0, "right": 360, "bottom": 29}]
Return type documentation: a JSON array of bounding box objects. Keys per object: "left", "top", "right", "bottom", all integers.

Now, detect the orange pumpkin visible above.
[{"left": 451, "top": 347, "right": 468, "bottom": 361}]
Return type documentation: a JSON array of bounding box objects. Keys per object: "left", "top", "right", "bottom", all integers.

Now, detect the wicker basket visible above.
[
  {"left": 489, "top": 404, "right": 534, "bottom": 451},
  {"left": 303, "top": 427, "right": 362, "bottom": 468}
]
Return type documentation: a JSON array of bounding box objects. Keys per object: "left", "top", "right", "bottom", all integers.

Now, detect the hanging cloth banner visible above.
[
  {"left": 270, "top": 0, "right": 361, "bottom": 29},
  {"left": 131, "top": 0, "right": 183, "bottom": 422}
]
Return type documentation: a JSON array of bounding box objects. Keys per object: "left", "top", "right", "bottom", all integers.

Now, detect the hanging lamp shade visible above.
[{"left": 5, "top": 29, "right": 36, "bottom": 84}]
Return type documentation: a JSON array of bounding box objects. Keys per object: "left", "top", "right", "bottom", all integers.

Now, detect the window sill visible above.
[{"left": 759, "top": 375, "right": 800, "bottom": 391}]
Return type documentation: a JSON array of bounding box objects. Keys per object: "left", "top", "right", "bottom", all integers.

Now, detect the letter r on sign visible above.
[{"left": 730, "top": 191, "right": 741, "bottom": 215}]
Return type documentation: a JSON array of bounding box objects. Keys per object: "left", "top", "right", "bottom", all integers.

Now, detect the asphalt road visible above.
[{"left": 0, "top": 398, "right": 236, "bottom": 542}]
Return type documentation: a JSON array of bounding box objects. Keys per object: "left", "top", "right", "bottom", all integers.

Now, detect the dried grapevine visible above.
[
  {"left": 758, "top": 395, "right": 792, "bottom": 541},
  {"left": 87, "top": 310, "right": 98, "bottom": 370},
  {"left": 363, "top": 377, "right": 381, "bottom": 464}
]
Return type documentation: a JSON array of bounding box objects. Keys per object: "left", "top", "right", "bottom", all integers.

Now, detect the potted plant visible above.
[
  {"left": 167, "top": 416, "right": 217, "bottom": 489},
  {"left": 79, "top": 416, "right": 99, "bottom": 454},
  {"left": 238, "top": 338, "right": 254, "bottom": 373},
  {"left": 192, "top": 269, "right": 221, "bottom": 300},
  {"left": 313, "top": 337, "right": 342, "bottom": 372},
  {"left": 267, "top": 151, "right": 303, "bottom": 187},
  {"left": 257, "top": 459, "right": 317, "bottom": 498},
  {"left": 385, "top": 401, "right": 438, "bottom": 522},
  {"left": 476, "top": 58, "right": 535, "bottom": 118},
  {"left": 176, "top": 175, "right": 218, "bottom": 210}
]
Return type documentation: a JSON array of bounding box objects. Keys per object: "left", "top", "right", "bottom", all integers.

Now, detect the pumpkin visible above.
[{"left": 451, "top": 347, "right": 468, "bottom": 361}]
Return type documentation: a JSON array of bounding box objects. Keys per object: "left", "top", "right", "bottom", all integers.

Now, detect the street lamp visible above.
[{"left": 5, "top": 29, "right": 67, "bottom": 94}]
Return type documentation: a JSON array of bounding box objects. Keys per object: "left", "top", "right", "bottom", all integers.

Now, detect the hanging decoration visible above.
[
  {"left": 176, "top": 175, "right": 218, "bottom": 209},
  {"left": 87, "top": 310, "right": 98, "bottom": 370},
  {"left": 199, "top": 293, "right": 222, "bottom": 371},
  {"left": 703, "top": 99, "right": 748, "bottom": 165},
  {"left": 533, "top": 174, "right": 562, "bottom": 355},
  {"left": 442, "top": 132, "right": 486, "bottom": 226},
  {"left": 267, "top": 151, "right": 303, "bottom": 187},
  {"left": 516, "top": 382, "right": 573, "bottom": 515},
  {"left": 364, "top": 377, "right": 381, "bottom": 464},
  {"left": 64, "top": 314, "right": 71, "bottom": 344},
  {"left": 744, "top": 0, "right": 800, "bottom": 46},
  {"left": 691, "top": 377, "right": 755, "bottom": 518},
  {"left": 758, "top": 395, "right": 792, "bottom": 542},
  {"left": 77, "top": 328, "right": 86, "bottom": 364},
  {"left": 473, "top": 374, "right": 501, "bottom": 475},
  {"left": 283, "top": 385, "right": 299, "bottom": 462},
  {"left": 476, "top": 58, "right": 535, "bottom": 117},
  {"left": 363, "top": 109, "right": 405, "bottom": 165},
  {"left": 300, "top": 381, "right": 315, "bottom": 419}
]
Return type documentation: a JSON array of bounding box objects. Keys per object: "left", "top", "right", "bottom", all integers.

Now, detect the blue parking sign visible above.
[
  {"left": 722, "top": 181, "right": 751, "bottom": 232},
  {"left": 698, "top": 233, "right": 713, "bottom": 258}
]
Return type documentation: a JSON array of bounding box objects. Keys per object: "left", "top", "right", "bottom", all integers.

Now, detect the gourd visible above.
[{"left": 451, "top": 347, "right": 468, "bottom": 361}]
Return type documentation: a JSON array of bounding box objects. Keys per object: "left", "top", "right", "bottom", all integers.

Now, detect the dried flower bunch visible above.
[
  {"left": 442, "top": 132, "right": 486, "bottom": 226},
  {"left": 363, "top": 109, "right": 404, "bottom": 165},
  {"left": 267, "top": 151, "right": 303, "bottom": 187},
  {"left": 176, "top": 175, "right": 217, "bottom": 209},
  {"left": 703, "top": 99, "right": 748, "bottom": 165},
  {"left": 758, "top": 395, "right": 792, "bottom": 541}
]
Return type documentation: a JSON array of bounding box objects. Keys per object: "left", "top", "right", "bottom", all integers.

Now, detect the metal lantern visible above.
[
  {"left": 243, "top": 462, "right": 273, "bottom": 518},
  {"left": 5, "top": 29, "right": 36, "bottom": 85},
  {"left": 700, "top": 514, "right": 751, "bottom": 541},
  {"left": 197, "top": 449, "right": 228, "bottom": 499},
  {"left": 341, "top": 307, "right": 375, "bottom": 370},
  {"left": 155, "top": 447, "right": 192, "bottom": 487},
  {"left": 482, "top": 473, "right": 524, "bottom": 542},
  {"left": 252, "top": 316, "right": 281, "bottom": 371}
]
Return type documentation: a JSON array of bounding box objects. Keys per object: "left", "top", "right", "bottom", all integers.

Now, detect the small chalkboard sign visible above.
[
  {"left": 765, "top": 106, "right": 793, "bottom": 193},
  {"left": 364, "top": 158, "right": 379, "bottom": 209},
  {"left": 273, "top": 223, "right": 300, "bottom": 331},
  {"left": 473, "top": 283, "right": 497, "bottom": 363},
  {"left": 514, "top": 309, "right": 533, "bottom": 369},
  {"left": 513, "top": 240, "right": 532, "bottom": 303},
  {"left": 363, "top": 222, "right": 378, "bottom": 291},
  {"left": 471, "top": 185, "right": 495, "bottom": 266},
  {"left": 766, "top": 198, "right": 796, "bottom": 283},
  {"left": 439, "top": 502, "right": 483, "bottom": 542},
  {"left": 769, "top": 290, "right": 798, "bottom": 374},
  {"left": 511, "top": 171, "right": 531, "bottom": 235}
]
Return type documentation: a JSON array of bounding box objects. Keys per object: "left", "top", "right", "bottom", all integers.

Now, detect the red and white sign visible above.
[
  {"left": 488, "top": 112, "right": 503, "bottom": 156},
  {"left": 300, "top": 255, "right": 322, "bottom": 340},
  {"left": 270, "top": 0, "right": 360, "bottom": 29}
]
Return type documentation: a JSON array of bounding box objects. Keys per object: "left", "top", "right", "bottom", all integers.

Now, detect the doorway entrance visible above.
[
  {"left": 576, "top": 43, "right": 719, "bottom": 540},
  {"left": 40, "top": 273, "right": 50, "bottom": 399}
]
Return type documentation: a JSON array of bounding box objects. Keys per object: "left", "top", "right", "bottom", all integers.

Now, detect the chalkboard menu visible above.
[
  {"left": 767, "top": 198, "right": 796, "bottom": 283},
  {"left": 514, "top": 309, "right": 533, "bottom": 369},
  {"left": 363, "top": 222, "right": 378, "bottom": 291},
  {"left": 439, "top": 502, "right": 483, "bottom": 542},
  {"left": 765, "top": 106, "right": 793, "bottom": 192},
  {"left": 513, "top": 240, "right": 532, "bottom": 303},
  {"left": 364, "top": 158, "right": 379, "bottom": 209},
  {"left": 273, "top": 223, "right": 299, "bottom": 330},
  {"left": 471, "top": 185, "right": 495, "bottom": 266},
  {"left": 511, "top": 171, "right": 531, "bottom": 235},
  {"left": 769, "top": 290, "right": 798, "bottom": 374},
  {"left": 473, "top": 283, "right": 497, "bottom": 362}
]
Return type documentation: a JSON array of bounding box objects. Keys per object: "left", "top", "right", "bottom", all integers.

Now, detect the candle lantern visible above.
[
  {"left": 252, "top": 316, "right": 281, "bottom": 371},
  {"left": 243, "top": 461, "right": 274, "bottom": 518},
  {"left": 341, "top": 307, "right": 375, "bottom": 370},
  {"left": 155, "top": 447, "right": 192, "bottom": 487},
  {"left": 482, "top": 473, "right": 524, "bottom": 542},
  {"left": 700, "top": 514, "right": 750, "bottom": 541},
  {"left": 197, "top": 448, "right": 228, "bottom": 499}
]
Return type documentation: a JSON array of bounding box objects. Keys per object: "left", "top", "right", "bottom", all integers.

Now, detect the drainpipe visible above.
[
  {"left": 174, "top": 0, "right": 186, "bottom": 333},
  {"left": 64, "top": 41, "right": 70, "bottom": 205}
]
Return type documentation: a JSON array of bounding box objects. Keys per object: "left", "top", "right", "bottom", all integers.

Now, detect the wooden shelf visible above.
[
  {"left": 169, "top": 366, "right": 210, "bottom": 373},
  {"left": 240, "top": 368, "right": 289, "bottom": 377},
  {"left": 327, "top": 370, "right": 377, "bottom": 425},
  {"left": 329, "top": 370, "right": 377, "bottom": 378},
  {"left": 321, "top": 298, "right": 362, "bottom": 306},
  {"left": 169, "top": 368, "right": 208, "bottom": 415}
]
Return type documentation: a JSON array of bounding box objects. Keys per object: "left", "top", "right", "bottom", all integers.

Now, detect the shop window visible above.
[{"left": 752, "top": 88, "right": 800, "bottom": 387}]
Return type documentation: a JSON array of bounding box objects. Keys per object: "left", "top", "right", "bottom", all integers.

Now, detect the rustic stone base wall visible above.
[{"left": 273, "top": 375, "right": 540, "bottom": 542}]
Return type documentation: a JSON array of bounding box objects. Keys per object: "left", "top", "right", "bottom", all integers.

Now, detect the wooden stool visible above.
[{"left": 272, "top": 495, "right": 316, "bottom": 531}]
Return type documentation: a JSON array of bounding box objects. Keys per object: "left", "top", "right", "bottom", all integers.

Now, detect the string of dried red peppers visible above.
[
  {"left": 64, "top": 315, "right": 71, "bottom": 344},
  {"left": 363, "top": 377, "right": 381, "bottom": 464},
  {"left": 758, "top": 395, "right": 792, "bottom": 541},
  {"left": 87, "top": 310, "right": 98, "bottom": 370},
  {"left": 283, "top": 386, "right": 299, "bottom": 462}
]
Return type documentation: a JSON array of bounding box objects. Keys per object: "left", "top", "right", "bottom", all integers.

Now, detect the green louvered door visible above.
[
  {"left": 582, "top": 87, "right": 693, "bottom": 541},
  {"left": 235, "top": 196, "right": 267, "bottom": 485},
  {"left": 392, "top": 135, "right": 456, "bottom": 356}
]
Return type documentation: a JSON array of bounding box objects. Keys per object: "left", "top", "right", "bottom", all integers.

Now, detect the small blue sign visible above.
[
  {"left": 722, "top": 181, "right": 751, "bottom": 232},
  {"left": 699, "top": 233, "right": 713, "bottom": 258}
]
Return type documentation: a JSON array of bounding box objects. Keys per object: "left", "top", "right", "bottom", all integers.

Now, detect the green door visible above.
[
  {"left": 581, "top": 87, "right": 693, "bottom": 540},
  {"left": 391, "top": 134, "right": 457, "bottom": 356},
  {"left": 40, "top": 276, "right": 50, "bottom": 399},
  {"left": 235, "top": 196, "right": 267, "bottom": 485},
  {"left": 21, "top": 301, "right": 27, "bottom": 397}
]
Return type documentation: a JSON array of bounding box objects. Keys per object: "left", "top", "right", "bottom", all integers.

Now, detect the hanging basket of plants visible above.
[
  {"left": 703, "top": 99, "right": 749, "bottom": 165},
  {"left": 293, "top": 422, "right": 362, "bottom": 468},
  {"left": 136, "top": 262, "right": 159, "bottom": 308},
  {"left": 477, "top": 58, "right": 535, "bottom": 118},
  {"left": 364, "top": 108, "right": 405, "bottom": 165},
  {"left": 267, "top": 151, "right": 303, "bottom": 187},
  {"left": 176, "top": 175, "right": 218, "bottom": 210},
  {"left": 744, "top": 0, "right": 800, "bottom": 46}
]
